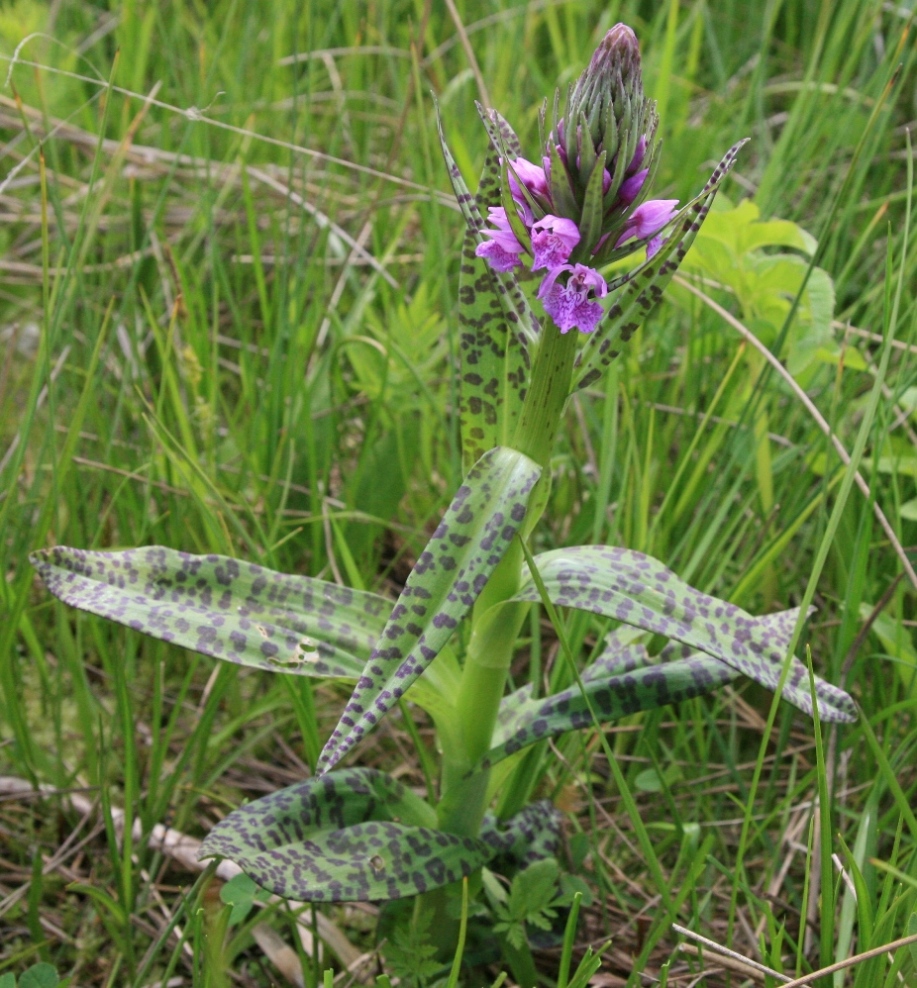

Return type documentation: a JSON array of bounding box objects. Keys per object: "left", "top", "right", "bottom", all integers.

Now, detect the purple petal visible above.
[
  {"left": 627, "top": 136, "right": 647, "bottom": 174},
  {"left": 646, "top": 235, "right": 664, "bottom": 259},
  {"left": 617, "top": 168, "right": 648, "bottom": 205},
  {"left": 530, "top": 215, "right": 581, "bottom": 271},
  {"left": 507, "top": 156, "right": 548, "bottom": 201},
  {"left": 475, "top": 206, "right": 526, "bottom": 272},
  {"left": 615, "top": 198, "right": 679, "bottom": 248}
]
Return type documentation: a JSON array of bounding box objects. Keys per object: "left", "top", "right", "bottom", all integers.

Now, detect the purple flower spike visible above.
[
  {"left": 615, "top": 199, "right": 679, "bottom": 250},
  {"left": 537, "top": 263, "right": 608, "bottom": 334},
  {"left": 530, "top": 215, "right": 581, "bottom": 271},
  {"left": 475, "top": 206, "right": 526, "bottom": 272}
]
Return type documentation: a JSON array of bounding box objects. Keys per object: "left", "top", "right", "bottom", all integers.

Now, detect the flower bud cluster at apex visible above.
[{"left": 475, "top": 23, "right": 679, "bottom": 335}]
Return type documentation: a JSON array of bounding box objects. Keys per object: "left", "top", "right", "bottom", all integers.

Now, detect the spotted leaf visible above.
[
  {"left": 574, "top": 139, "right": 749, "bottom": 392},
  {"left": 200, "top": 767, "right": 562, "bottom": 902},
  {"left": 200, "top": 767, "right": 488, "bottom": 901},
  {"left": 437, "top": 106, "right": 536, "bottom": 472},
  {"left": 30, "top": 546, "right": 389, "bottom": 678},
  {"left": 481, "top": 609, "right": 811, "bottom": 772},
  {"left": 510, "top": 546, "right": 856, "bottom": 723},
  {"left": 317, "top": 446, "right": 542, "bottom": 774}
]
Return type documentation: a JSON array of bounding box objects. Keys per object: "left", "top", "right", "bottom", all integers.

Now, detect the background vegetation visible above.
[{"left": 1, "top": 0, "right": 916, "bottom": 984}]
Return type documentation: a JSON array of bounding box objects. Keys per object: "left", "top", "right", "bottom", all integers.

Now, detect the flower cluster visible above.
[{"left": 475, "top": 24, "right": 680, "bottom": 335}]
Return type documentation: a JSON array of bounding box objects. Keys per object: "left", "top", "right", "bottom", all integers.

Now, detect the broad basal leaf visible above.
[
  {"left": 574, "top": 139, "right": 749, "bottom": 392},
  {"left": 30, "top": 546, "right": 389, "bottom": 678},
  {"left": 511, "top": 547, "right": 856, "bottom": 723},
  {"left": 317, "top": 446, "right": 542, "bottom": 774},
  {"left": 480, "top": 609, "right": 812, "bottom": 772},
  {"left": 437, "top": 106, "right": 536, "bottom": 472},
  {"left": 200, "top": 768, "right": 562, "bottom": 902},
  {"left": 200, "top": 767, "right": 488, "bottom": 901}
]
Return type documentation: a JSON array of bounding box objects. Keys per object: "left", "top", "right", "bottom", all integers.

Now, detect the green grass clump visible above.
[{"left": 1, "top": 1, "right": 916, "bottom": 985}]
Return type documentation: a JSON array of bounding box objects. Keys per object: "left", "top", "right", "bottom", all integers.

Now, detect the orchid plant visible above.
[{"left": 31, "top": 25, "right": 856, "bottom": 970}]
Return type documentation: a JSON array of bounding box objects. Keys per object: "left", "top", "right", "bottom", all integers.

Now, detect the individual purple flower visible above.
[
  {"left": 627, "top": 135, "right": 647, "bottom": 175},
  {"left": 507, "top": 156, "right": 549, "bottom": 203},
  {"left": 617, "top": 168, "right": 649, "bottom": 205},
  {"left": 536, "top": 263, "right": 608, "bottom": 334},
  {"left": 475, "top": 206, "right": 526, "bottom": 272},
  {"left": 615, "top": 199, "right": 679, "bottom": 251},
  {"left": 530, "top": 215, "right": 580, "bottom": 271}
]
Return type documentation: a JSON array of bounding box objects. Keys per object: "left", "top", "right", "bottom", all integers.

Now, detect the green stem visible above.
[
  {"left": 438, "top": 328, "right": 579, "bottom": 838},
  {"left": 513, "top": 326, "right": 580, "bottom": 470}
]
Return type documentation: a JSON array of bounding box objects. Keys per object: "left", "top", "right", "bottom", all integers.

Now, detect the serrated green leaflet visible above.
[
  {"left": 437, "top": 106, "right": 535, "bottom": 472},
  {"left": 29, "top": 546, "right": 389, "bottom": 678},
  {"left": 317, "top": 447, "right": 542, "bottom": 774},
  {"left": 509, "top": 546, "right": 856, "bottom": 722},
  {"left": 573, "top": 139, "right": 749, "bottom": 392},
  {"left": 480, "top": 610, "right": 809, "bottom": 773},
  {"left": 200, "top": 767, "right": 563, "bottom": 902}
]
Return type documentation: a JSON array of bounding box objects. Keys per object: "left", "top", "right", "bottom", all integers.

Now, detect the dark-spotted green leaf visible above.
[
  {"left": 200, "top": 768, "right": 560, "bottom": 902},
  {"left": 573, "top": 139, "right": 749, "bottom": 392},
  {"left": 30, "top": 546, "right": 389, "bottom": 678},
  {"left": 200, "top": 767, "right": 488, "bottom": 902},
  {"left": 437, "top": 106, "right": 536, "bottom": 472},
  {"left": 482, "top": 610, "right": 809, "bottom": 773},
  {"left": 511, "top": 547, "right": 856, "bottom": 723},
  {"left": 483, "top": 651, "right": 734, "bottom": 773},
  {"left": 481, "top": 800, "right": 564, "bottom": 872},
  {"left": 317, "top": 446, "right": 541, "bottom": 774}
]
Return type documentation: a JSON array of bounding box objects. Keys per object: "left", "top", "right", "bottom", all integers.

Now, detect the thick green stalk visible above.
[
  {"left": 438, "top": 328, "right": 579, "bottom": 838},
  {"left": 512, "top": 327, "right": 580, "bottom": 471}
]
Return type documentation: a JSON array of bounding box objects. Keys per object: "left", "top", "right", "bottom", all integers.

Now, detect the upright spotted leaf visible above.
[
  {"left": 30, "top": 546, "right": 389, "bottom": 679},
  {"left": 509, "top": 545, "right": 856, "bottom": 723},
  {"left": 317, "top": 446, "right": 542, "bottom": 774},
  {"left": 437, "top": 107, "right": 536, "bottom": 472},
  {"left": 573, "top": 139, "right": 749, "bottom": 392}
]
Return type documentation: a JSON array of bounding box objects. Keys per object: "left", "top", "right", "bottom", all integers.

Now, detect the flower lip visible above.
[
  {"left": 530, "top": 215, "right": 580, "bottom": 271},
  {"left": 536, "top": 263, "right": 609, "bottom": 334}
]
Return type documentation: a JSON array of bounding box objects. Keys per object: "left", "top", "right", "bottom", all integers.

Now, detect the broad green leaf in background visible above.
[
  {"left": 437, "top": 108, "right": 536, "bottom": 473},
  {"left": 317, "top": 446, "right": 542, "bottom": 774},
  {"left": 573, "top": 138, "right": 749, "bottom": 392},
  {"left": 859, "top": 603, "right": 917, "bottom": 693},
  {"left": 30, "top": 546, "right": 390, "bottom": 678},
  {"left": 674, "top": 197, "right": 839, "bottom": 382},
  {"left": 508, "top": 547, "right": 856, "bottom": 722},
  {"left": 16, "top": 966, "right": 60, "bottom": 988}
]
